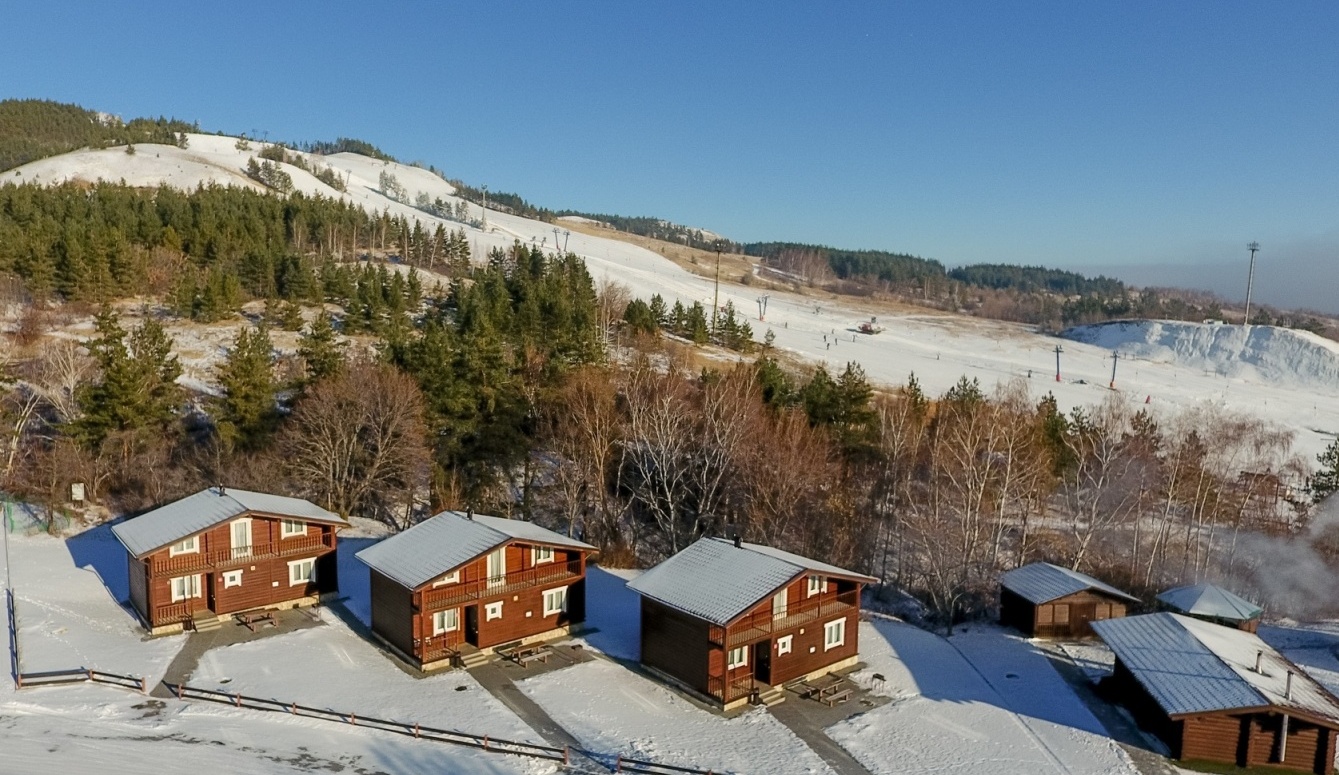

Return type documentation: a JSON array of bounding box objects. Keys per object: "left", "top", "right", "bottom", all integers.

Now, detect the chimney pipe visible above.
[
  {"left": 464, "top": 507, "right": 473, "bottom": 520},
  {"left": 1286, "top": 671, "right": 1294, "bottom": 701},
  {"left": 218, "top": 483, "right": 226, "bottom": 496},
  {"left": 1255, "top": 651, "right": 1263, "bottom": 673},
  {"left": 733, "top": 534, "right": 742, "bottom": 549}
]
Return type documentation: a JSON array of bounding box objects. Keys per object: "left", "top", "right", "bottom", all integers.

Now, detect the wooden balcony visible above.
[
  {"left": 725, "top": 591, "right": 858, "bottom": 648},
  {"left": 152, "top": 601, "right": 192, "bottom": 626},
  {"left": 149, "top": 533, "right": 334, "bottom": 576},
  {"left": 421, "top": 559, "right": 583, "bottom": 612}
]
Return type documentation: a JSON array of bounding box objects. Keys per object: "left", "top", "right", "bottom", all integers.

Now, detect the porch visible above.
[
  {"left": 149, "top": 532, "right": 335, "bottom": 575},
  {"left": 713, "top": 591, "right": 859, "bottom": 648},
  {"left": 420, "top": 558, "right": 583, "bottom": 612}
]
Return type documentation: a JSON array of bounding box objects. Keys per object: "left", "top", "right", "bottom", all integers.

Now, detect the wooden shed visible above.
[
  {"left": 999, "top": 562, "right": 1138, "bottom": 638},
  {"left": 627, "top": 536, "right": 877, "bottom": 711},
  {"left": 1094, "top": 613, "right": 1339, "bottom": 774},
  {"left": 355, "top": 511, "right": 595, "bottom": 671},
  {"left": 110, "top": 486, "right": 347, "bottom": 635},
  {"left": 1157, "top": 582, "right": 1264, "bottom": 633}
]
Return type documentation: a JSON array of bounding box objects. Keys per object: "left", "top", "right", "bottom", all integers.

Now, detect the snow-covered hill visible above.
[
  {"left": 10, "top": 134, "right": 1339, "bottom": 461},
  {"left": 1064, "top": 320, "right": 1339, "bottom": 391}
]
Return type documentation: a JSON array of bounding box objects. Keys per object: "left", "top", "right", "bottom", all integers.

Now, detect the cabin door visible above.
[
  {"left": 205, "top": 572, "right": 217, "bottom": 613},
  {"left": 1072, "top": 603, "right": 1098, "bottom": 636},
  {"left": 753, "top": 640, "right": 772, "bottom": 686},
  {"left": 464, "top": 605, "right": 480, "bottom": 646}
]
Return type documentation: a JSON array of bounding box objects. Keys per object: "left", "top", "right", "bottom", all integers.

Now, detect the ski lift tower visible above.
[{"left": 1243, "top": 241, "right": 1260, "bottom": 325}]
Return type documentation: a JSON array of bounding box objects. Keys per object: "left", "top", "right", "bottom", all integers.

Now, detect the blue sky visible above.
[{"left": 4, "top": 2, "right": 1338, "bottom": 308}]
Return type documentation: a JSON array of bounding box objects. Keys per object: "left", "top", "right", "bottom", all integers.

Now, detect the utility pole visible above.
[
  {"left": 1054, "top": 345, "right": 1064, "bottom": 383},
  {"left": 756, "top": 294, "right": 770, "bottom": 321},
  {"left": 553, "top": 227, "right": 561, "bottom": 255},
  {"left": 712, "top": 244, "right": 722, "bottom": 334},
  {"left": 1109, "top": 351, "right": 1119, "bottom": 389},
  {"left": 1244, "top": 241, "right": 1260, "bottom": 326}
]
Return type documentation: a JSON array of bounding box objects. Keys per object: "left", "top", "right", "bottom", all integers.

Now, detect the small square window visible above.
[
  {"left": 432, "top": 570, "right": 461, "bottom": 587},
  {"left": 280, "top": 519, "right": 306, "bottom": 538},
  {"left": 288, "top": 558, "right": 315, "bottom": 586},
  {"left": 533, "top": 546, "right": 554, "bottom": 565},
  {"left": 727, "top": 645, "right": 748, "bottom": 670},
  {"left": 485, "top": 601, "right": 503, "bottom": 621},
  {"left": 807, "top": 575, "right": 825, "bottom": 597},
  {"left": 169, "top": 536, "right": 199, "bottom": 556},
  {"left": 222, "top": 570, "right": 243, "bottom": 589},
  {"left": 543, "top": 587, "right": 568, "bottom": 616},
  {"left": 777, "top": 635, "right": 793, "bottom": 656}
]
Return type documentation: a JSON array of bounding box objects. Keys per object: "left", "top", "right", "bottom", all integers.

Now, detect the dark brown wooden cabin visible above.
[
  {"left": 628, "top": 536, "right": 877, "bottom": 710},
  {"left": 999, "top": 562, "right": 1138, "bottom": 638},
  {"left": 111, "top": 487, "right": 348, "bottom": 634},
  {"left": 356, "top": 511, "right": 595, "bottom": 671},
  {"left": 1094, "top": 613, "right": 1339, "bottom": 774}
]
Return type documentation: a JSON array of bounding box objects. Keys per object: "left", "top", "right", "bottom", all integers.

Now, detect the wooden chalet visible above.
[
  {"left": 1157, "top": 582, "right": 1264, "bottom": 633},
  {"left": 999, "top": 562, "right": 1138, "bottom": 638},
  {"left": 355, "top": 511, "right": 595, "bottom": 671},
  {"left": 627, "top": 536, "right": 877, "bottom": 711},
  {"left": 1094, "top": 613, "right": 1339, "bottom": 773},
  {"left": 110, "top": 486, "right": 347, "bottom": 635}
]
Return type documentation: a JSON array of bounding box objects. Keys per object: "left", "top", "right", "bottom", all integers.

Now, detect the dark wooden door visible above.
[
  {"left": 465, "top": 605, "right": 479, "bottom": 646},
  {"left": 753, "top": 640, "right": 772, "bottom": 685},
  {"left": 1072, "top": 603, "right": 1098, "bottom": 636},
  {"left": 206, "top": 573, "right": 216, "bottom": 613}
]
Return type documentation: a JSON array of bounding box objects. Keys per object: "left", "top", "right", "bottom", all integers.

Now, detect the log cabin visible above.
[
  {"left": 355, "top": 511, "right": 595, "bottom": 671},
  {"left": 999, "top": 562, "right": 1138, "bottom": 638},
  {"left": 110, "top": 486, "right": 347, "bottom": 635},
  {"left": 627, "top": 536, "right": 877, "bottom": 711},
  {"left": 1156, "top": 582, "right": 1263, "bottom": 633},
  {"left": 1093, "top": 613, "right": 1339, "bottom": 774}
]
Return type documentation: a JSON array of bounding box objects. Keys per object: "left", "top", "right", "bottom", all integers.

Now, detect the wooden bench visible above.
[
  {"left": 511, "top": 645, "right": 550, "bottom": 667},
  {"left": 821, "top": 687, "right": 853, "bottom": 707},
  {"left": 237, "top": 611, "right": 277, "bottom": 632}
]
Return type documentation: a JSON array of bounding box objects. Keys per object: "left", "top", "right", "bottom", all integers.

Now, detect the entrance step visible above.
[
  {"left": 457, "top": 645, "right": 491, "bottom": 669},
  {"left": 190, "top": 609, "right": 221, "bottom": 633},
  {"left": 754, "top": 683, "right": 786, "bottom": 707}
]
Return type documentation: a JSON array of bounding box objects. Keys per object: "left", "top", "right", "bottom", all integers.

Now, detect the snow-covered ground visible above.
[
  {"left": 12, "top": 136, "right": 1339, "bottom": 461},
  {"left": 829, "top": 618, "right": 1137, "bottom": 775}
]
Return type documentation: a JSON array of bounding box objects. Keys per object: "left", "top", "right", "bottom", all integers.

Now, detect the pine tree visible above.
[
  {"left": 297, "top": 311, "right": 345, "bottom": 382},
  {"left": 74, "top": 309, "right": 182, "bottom": 445},
  {"left": 1310, "top": 439, "right": 1339, "bottom": 504},
  {"left": 215, "top": 324, "right": 278, "bottom": 450}
]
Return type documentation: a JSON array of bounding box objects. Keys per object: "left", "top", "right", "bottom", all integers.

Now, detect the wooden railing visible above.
[
  {"left": 153, "top": 601, "right": 192, "bottom": 625},
  {"left": 421, "top": 559, "right": 582, "bottom": 611},
  {"left": 726, "top": 591, "right": 858, "bottom": 648},
  {"left": 416, "top": 633, "right": 460, "bottom": 664},
  {"left": 150, "top": 533, "right": 334, "bottom": 575}
]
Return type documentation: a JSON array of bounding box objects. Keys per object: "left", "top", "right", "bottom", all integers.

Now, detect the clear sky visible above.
[{"left": 4, "top": 2, "right": 1338, "bottom": 309}]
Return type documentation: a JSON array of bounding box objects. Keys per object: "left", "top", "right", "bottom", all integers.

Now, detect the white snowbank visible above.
[{"left": 1064, "top": 320, "right": 1339, "bottom": 391}]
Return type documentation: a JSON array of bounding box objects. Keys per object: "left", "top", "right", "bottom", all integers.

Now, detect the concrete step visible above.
[
  {"left": 755, "top": 684, "right": 786, "bottom": 707},
  {"left": 190, "top": 609, "right": 221, "bottom": 633},
  {"left": 457, "top": 647, "right": 491, "bottom": 669}
]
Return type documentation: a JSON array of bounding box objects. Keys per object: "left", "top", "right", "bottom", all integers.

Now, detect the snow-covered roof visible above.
[
  {"left": 111, "top": 487, "right": 346, "bottom": 558},
  {"left": 1093, "top": 613, "right": 1339, "bottom": 725},
  {"left": 626, "top": 537, "right": 876, "bottom": 626},
  {"left": 1157, "top": 583, "right": 1263, "bottom": 622},
  {"left": 355, "top": 511, "right": 595, "bottom": 590},
  {"left": 1000, "top": 562, "right": 1139, "bottom": 605}
]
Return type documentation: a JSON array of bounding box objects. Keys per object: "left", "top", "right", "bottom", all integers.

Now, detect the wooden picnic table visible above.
[
  {"left": 237, "top": 610, "right": 277, "bottom": 632},
  {"left": 511, "top": 644, "right": 550, "bottom": 667}
]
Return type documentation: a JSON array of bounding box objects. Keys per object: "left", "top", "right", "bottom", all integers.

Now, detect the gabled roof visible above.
[
  {"left": 1000, "top": 562, "right": 1139, "bottom": 605},
  {"left": 355, "top": 511, "right": 595, "bottom": 590},
  {"left": 111, "top": 487, "right": 347, "bottom": 558},
  {"left": 1093, "top": 613, "right": 1339, "bottom": 726},
  {"left": 1157, "top": 583, "right": 1263, "bottom": 623},
  {"left": 625, "top": 537, "right": 876, "bottom": 626}
]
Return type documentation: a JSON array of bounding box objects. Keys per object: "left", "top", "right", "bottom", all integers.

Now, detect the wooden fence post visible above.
[
  {"left": 139, "top": 677, "right": 146, "bottom": 694},
  {"left": 176, "top": 683, "right": 183, "bottom": 700},
  {"left": 234, "top": 693, "right": 242, "bottom": 708},
  {"left": 413, "top": 722, "right": 420, "bottom": 738},
  {"left": 483, "top": 735, "right": 489, "bottom": 750},
  {"left": 616, "top": 754, "right": 622, "bottom": 772},
  {"left": 349, "top": 712, "right": 356, "bottom": 726},
  {"left": 290, "top": 702, "right": 297, "bottom": 714},
  {"left": 563, "top": 746, "right": 569, "bottom": 765}
]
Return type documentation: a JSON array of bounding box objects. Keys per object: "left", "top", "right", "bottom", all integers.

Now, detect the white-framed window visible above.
[
  {"left": 231, "top": 517, "right": 253, "bottom": 559},
  {"left": 288, "top": 558, "right": 316, "bottom": 586},
  {"left": 280, "top": 519, "right": 306, "bottom": 538},
  {"left": 727, "top": 645, "right": 749, "bottom": 670},
  {"left": 222, "top": 570, "right": 243, "bottom": 589},
  {"left": 542, "top": 586, "right": 568, "bottom": 616},
  {"left": 823, "top": 618, "right": 846, "bottom": 651},
  {"left": 485, "top": 601, "right": 503, "bottom": 621},
  {"left": 432, "top": 608, "right": 459, "bottom": 635},
  {"left": 168, "top": 536, "right": 199, "bottom": 556},
  {"left": 486, "top": 548, "right": 506, "bottom": 588},
  {"left": 170, "top": 574, "right": 202, "bottom": 602},
  {"left": 807, "top": 575, "right": 826, "bottom": 597},
  {"left": 772, "top": 588, "right": 789, "bottom": 620},
  {"left": 432, "top": 570, "right": 461, "bottom": 587},
  {"left": 533, "top": 545, "right": 554, "bottom": 565},
  {"left": 777, "top": 635, "right": 793, "bottom": 656}
]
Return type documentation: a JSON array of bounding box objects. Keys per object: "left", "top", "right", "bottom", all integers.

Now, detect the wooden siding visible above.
[
  {"left": 137, "top": 513, "right": 338, "bottom": 629},
  {"left": 127, "top": 556, "right": 148, "bottom": 624},
  {"left": 372, "top": 541, "right": 590, "bottom": 667},
  {"left": 1002, "top": 587, "right": 1128, "bottom": 638},
  {"left": 641, "top": 597, "right": 711, "bottom": 695}
]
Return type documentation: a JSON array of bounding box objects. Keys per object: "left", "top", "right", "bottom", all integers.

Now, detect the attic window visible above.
[
  {"left": 169, "top": 536, "right": 199, "bottom": 556},
  {"left": 432, "top": 570, "right": 461, "bottom": 587},
  {"left": 280, "top": 519, "right": 306, "bottom": 538},
  {"left": 533, "top": 546, "right": 554, "bottom": 565}
]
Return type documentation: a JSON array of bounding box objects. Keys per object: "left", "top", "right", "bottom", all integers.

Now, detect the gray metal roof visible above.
[
  {"left": 1000, "top": 562, "right": 1139, "bottom": 605},
  {"left": 1157, "top": 583, "right": 1263, "bottom": 622},
  {"left": 354, "top": 511, "right": 595, "bottom": 590},
  {"left": 110, "top": 487, "right": 346, "bottom": 558},
  {"left": 626, "top": 537, "right": 876, "bottom": 626},
  {"left": 1093, "top": 613, "right": 1339, "bottom": 725}
]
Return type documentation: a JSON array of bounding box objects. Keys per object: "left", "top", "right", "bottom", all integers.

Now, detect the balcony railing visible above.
[
  {"left": 726, "top": 591, "right": 858, "bottom": 648},
  {"left": 153, "top": 601, "right": 192, "bottom": 626},
  {"left": 150, "top": 533, "right": 334, "bottom": 576},
  {"left": 416, "top": 633, "right": 460, "bottom": 664},
  {"left": 421, "top": 559, "right": 582, "bottom": 612}
]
